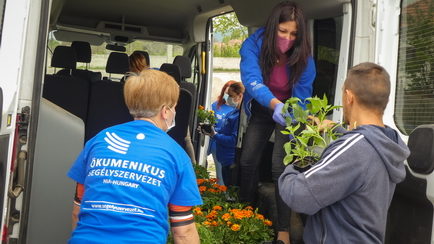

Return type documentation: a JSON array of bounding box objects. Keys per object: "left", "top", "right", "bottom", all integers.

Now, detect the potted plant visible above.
[
  {"left": 197, "top": 105, "right": 217, "bottom": 133},
  {"left": 281, "top": 95, "right": 342, "bottom": 172}
]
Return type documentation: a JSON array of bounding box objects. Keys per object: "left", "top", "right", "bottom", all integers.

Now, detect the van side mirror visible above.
[{"left": 407, "top": 125, "right": 434, "bottom": 174}]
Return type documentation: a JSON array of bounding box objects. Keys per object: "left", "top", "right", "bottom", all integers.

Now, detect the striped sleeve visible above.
[
  {"left": 278, "top": 133, "right": 366, "bottom": 215},
  {"left": 169, "top": 204, "right": 194, "bottom": 227},
  {"left": 304, "top": 133, "right": 365, "bottom": 178}
]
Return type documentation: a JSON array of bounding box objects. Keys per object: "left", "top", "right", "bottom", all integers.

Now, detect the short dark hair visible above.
[{"left": 344, "top": 62, "right": 390, "bottom": 113}]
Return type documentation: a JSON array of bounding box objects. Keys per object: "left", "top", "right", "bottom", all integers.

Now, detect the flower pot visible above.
[
  {"left": 293, "top": 156, "right": 318, "bottom": 173},
  {"left": 201, "top": 123, "right": 213, "bottom": 134}
]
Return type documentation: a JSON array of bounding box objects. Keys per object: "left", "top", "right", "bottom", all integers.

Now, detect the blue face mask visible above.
[
  {"left": 227, "top": 96, "right": 238, "bottom": 108},
  {"left": 223, "top": 93, "right": 229, "bottom": 102}
]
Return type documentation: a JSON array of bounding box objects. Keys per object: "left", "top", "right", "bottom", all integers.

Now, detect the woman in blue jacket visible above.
[
  {"left": 238, "top": 1, "right": 316, "bottom": 243},
  {"left": 205, "top": 82, "right": 244, "bottom": 186},
  {"left": 209, "top": 80, "right": 235, "bottom": 185}
]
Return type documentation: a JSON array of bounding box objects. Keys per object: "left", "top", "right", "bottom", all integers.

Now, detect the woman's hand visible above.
[
  {"left": 272, "top": 102, "right": 287, "bottom": 126},
  {"left": 203, "top": 126, "right": 216, "bottom": 137},
  {"left": 197, "top": 124, "right": 216, "bottom": 137}
]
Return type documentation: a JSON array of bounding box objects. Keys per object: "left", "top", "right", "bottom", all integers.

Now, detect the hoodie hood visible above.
[{"left": 350, "top": 125, "right": 410, "bottom": 183}]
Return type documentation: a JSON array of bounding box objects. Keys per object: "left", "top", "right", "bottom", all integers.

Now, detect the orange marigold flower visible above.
[
  {"left": 198, "top": 105, "right": 205, "bottom": 110},
  {"left": 203, "top": 221, "right": 211, "bottom": 226},
  {"left": 196, "top": 179, "right": 205, "bottom": 185},
  {"left": 255, "top": 214, "right": 265, "bottom": 220},
  {"left": 244, "top": 210, "right": 254, "bottom": 218},
  {"left": 211, "top": 221, "right": 218, "bottom": 226},
  {"left": 231, "top": 224, "right": 241, "bottom": 231},
  {"left": 209, "top": 178, "right": 218, "bottom": 183},
  {"left": 199, "top": 186, "right": 207, "bottom": 192},
  {"left": 233, "top": 212, "right": 244, "bottom": 219},
  {"left": 213, "top": 206, "right": 222, "bottom": 211},
  {"left": 222, "top": 213, "right": 231, "bottom": 221},
  {"left": 264, "top": 220, "right": 272, "bottom": 226},
  {"left": 226, "top": 221, "right": 232, "bottom": 226},
  {"left": 245, "top": 206, "right": 253, "bottom": 210},
  {"left": 219, "top": 185, "right": 227, "bottom": 192},
  {"left": 206, "top": 210, "right": 218, "bottom": 220}
]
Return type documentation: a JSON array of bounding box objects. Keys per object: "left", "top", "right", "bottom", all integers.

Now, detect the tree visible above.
[{"left": 213, "top": 12, "right": 247, "bottom": 41}]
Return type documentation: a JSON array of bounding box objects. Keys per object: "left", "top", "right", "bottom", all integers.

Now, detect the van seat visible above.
[
  {"left": 160, "top": 63, "right": 181, "bottom": 84},
  {"left": 85, "top": 80, "right": 133, "bottom": 141},
  {"left": 51, "top": 45, "right": 76, "bottom": 74},
  {"left": 106, "top": 52, "right": 129, "bottom": 77},
  {"left": 70, "top": 41, "right": 102, "bottom": 82},
  {"left": 43, "top": 46, "right": 89, "bottom": 122}
]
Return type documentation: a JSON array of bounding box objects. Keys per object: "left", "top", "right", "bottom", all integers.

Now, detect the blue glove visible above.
[{"left": 272, "top": 103, "right": 286, "bottom": 126}]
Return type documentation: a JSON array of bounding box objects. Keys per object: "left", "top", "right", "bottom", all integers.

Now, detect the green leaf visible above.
[
  {"left": 284, "top": 155, "right": 293, "bottom": 165},
  {"left": 292, "top": 104, "right": 308, "bottom": 122},
  {"left": 307, "top": 96, "right": 322, "bottom": 114},
  {"left": 287, "top": 97, "right": 301, "bottom": 105},
  {"left": 284, "top": 142, "right": 292, "bottom": 154}
]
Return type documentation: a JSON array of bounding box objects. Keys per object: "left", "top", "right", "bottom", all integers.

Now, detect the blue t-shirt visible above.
[{"left": 67, "top": 120, "right": 202, "bottom": 244}]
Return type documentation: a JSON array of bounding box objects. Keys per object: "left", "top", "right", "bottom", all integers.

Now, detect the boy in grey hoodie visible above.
[{"left": 278, "top": 62, "right": 410, "bottom": 243}]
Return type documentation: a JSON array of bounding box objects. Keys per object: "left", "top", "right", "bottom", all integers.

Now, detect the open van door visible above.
[
  {"left": 374, "top": 0, "right": 434, "bottom": 243},
  {"left": 0, "top": 0, "right": 50, "bottom": 241}
]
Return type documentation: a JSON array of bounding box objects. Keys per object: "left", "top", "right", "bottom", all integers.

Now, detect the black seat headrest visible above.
[
  {"left": 173, "top": 56, "right": 191, "bottom": 78},
  {"left": 51, "top": 46, "right": 77, "bottom": 69},
  {"left": 71, "top": 41, "right": 91, "bottom": 63},
  {"left": 160, "top": 63, "right": 181, "bottom": 84},
  {"left": 106, "top": 52, "right": 129, "bottom": 74},
  {"left": 134, "top": 50, "right": 150, "bottom": 67}
]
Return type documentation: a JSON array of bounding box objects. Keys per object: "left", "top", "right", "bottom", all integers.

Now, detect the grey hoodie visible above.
[{"left": 279, "top": 125, "right": 410, "bottom": 244}]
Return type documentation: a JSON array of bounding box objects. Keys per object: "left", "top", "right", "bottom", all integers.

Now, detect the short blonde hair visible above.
[{"left": 124, "top": 69, "right": 179, "bottom": 118}]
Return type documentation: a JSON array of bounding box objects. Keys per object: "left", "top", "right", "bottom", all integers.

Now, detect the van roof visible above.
[{"left": 50, "top": 0, "right": 344, "bottom": 44}]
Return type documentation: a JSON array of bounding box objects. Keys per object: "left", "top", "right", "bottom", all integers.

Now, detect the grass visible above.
[{"left": 213, "top": 68, "right": 240, "bottom": 73}]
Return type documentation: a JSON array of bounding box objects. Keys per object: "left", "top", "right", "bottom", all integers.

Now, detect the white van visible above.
[{"left": 0, "top": 0, "right": 432, "bottom": 243}]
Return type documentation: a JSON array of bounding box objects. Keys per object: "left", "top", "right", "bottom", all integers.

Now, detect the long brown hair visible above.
[
  {"left": 216, "top": 80, "right": 236, "bottom": 109},
  {"left": 260, "top": 1, "right": 311, "bottom": 86}
]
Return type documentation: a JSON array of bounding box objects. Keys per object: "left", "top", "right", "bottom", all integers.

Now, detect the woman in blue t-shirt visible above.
[
  {"left": 208, "top": 80, "right": 235, "bottom": 185},
  {"left": 68, "top": 70, "right": 202, "bottom": 244}
]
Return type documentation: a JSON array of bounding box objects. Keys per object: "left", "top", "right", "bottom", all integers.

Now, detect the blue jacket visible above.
[
  {"left": 214, "top": 108, "right": 240, "bottom": 166},
  {"left": 279, "top": 125, "right": 410, "bottom": 243},
  {"left": 208, "top": 102, "right": 235, "bottom": 156},
  {"left": 239, "top": 28, "right": 316, "bottom": 116}
]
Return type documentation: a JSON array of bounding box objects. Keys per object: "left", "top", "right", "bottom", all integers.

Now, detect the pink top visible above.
[{"left": 268, "top": 60, "right": 291, "bottom": 101}]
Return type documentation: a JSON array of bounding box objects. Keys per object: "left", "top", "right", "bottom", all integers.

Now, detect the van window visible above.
[
  {"left": 312, "top": 17, "right": 343, "bottom": 103},
  {"left": 46, "top": 35, "right": 183, "bottom": 79},
  {"left": 211, "top": 12, "right": 247, "bottom": 103},
  {"left": 394, "top": 0, "right": 434, "bottom": 135}
]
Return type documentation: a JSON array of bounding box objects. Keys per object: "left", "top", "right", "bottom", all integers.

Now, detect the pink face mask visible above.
[{"left": 277, "top": 36, "right": 295, "bottom": 54}]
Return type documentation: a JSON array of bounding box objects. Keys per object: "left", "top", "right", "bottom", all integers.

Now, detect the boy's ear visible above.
[{"left": 344, "top": 89, "right": 354, "bottom": 105}]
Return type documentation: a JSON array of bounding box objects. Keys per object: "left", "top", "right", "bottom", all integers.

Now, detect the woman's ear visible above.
[{"left": 160, "top": 106, "right": 169, "bottom": 120}]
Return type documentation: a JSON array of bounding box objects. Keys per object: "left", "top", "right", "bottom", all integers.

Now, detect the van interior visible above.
[{"left": 4, "top": 0, "right": 432, "bottom": 243}]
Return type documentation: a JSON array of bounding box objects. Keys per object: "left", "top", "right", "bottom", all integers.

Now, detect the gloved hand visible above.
[{"left": 272, "top": 102, "right": 286, "bottom": 126}]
